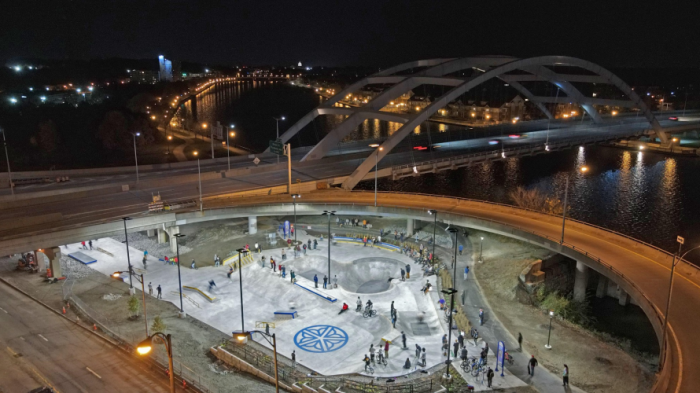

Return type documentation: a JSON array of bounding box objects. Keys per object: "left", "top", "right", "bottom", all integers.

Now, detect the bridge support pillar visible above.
[
  {"left": 617, "top": 286, "right": 630, "bottom": 306},
  {"left": 248, "top": 216, "right": 258, "bottom": 235},
  {"left": 157, "top": 229, "right": 168, "bottom": 244},
  {"left": 146, "top": 229, "right": 156, "bottom": 237},
  {"left": 168, "top": 226, "right": 180, "bottom": 254},
  {"left": 573, "top": 261, "right": 589, "bottom": 302},
  {"left": 41, "top": 247, "right": 62, "bottom": 278},
  {"left": 407, "top": 219, "right": 414, "bottom": 236},
  {"left": 595, "top": 276, "right": 608, "bottom": 299}
]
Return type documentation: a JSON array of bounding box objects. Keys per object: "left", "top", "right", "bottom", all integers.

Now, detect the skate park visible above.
[{"left": 0, "top": 190, "right": 696, "bottom": 392}]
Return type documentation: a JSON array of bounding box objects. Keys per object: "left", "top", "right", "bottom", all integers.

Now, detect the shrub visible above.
[
  {"left": 151, "top": 315, "right": 166, "bottom": 333},
  {"left": 127, "top": 295, "right": 140, "bottom": 318}
]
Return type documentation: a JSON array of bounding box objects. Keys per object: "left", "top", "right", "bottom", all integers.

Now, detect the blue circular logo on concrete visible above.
[{"left": 294, "top": 325, "right": 348, "bottom": 353}]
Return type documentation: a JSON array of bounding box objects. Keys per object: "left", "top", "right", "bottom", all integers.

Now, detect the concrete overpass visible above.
[{"left": 0, "top": 190, "right": 696, "bottom": 393}]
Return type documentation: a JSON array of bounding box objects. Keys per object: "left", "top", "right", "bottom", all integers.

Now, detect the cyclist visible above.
[
  {"left": 365, "top": 299, "right": 373, "bottom": 313},
  {"left": 363, "top": 354, "right": 371, "bottom": 371}
]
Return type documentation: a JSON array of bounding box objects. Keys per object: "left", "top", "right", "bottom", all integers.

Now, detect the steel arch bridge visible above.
[{"left": 277, "top": 56, "right": 663, "bottom": 190}]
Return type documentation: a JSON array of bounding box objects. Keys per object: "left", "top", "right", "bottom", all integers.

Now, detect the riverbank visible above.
[{"left": 468, "top": 231, "right": 655, "bottom": 393}]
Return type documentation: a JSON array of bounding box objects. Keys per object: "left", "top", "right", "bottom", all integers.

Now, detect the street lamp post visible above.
[
  {"left": 292, "top": 194, "right": 300, "bottom": 246},
  {"left": 369, "top": 144, "right": 383, "bottom": 206},
  {"left": 174, "top": 233, "right": 186, "bottom": 317},
  {"left": 227, "top": 125, "right": 235, "bottom": 171},
  {"left": 273, "top": 116, "right": 285, "bottom": 164},
  {"left": 660, "top": 237, "right": 700, "bottom": 370},
  {"left": 194, "top": 151, "right": 202, "bottom": 211},
  {"left": 122, "top": 217, "right": 134, "bottom": 291},
  {"left": 137, "top": 333, "right": 175, "bottom": 393},
  {"left": 132, "top": 132, "right": 141, "bottom": 183},
  {"left": 322, "top": 211, "right": 335, "bottom": 283},
  {"left": 560, "top": 166, "right": 588, "bottom": 244},
  {"left": 441, "top": 227, "right": 461, "bottom": 379},
  {"left": 236, "top": 248, "right": 249, "bottom": 332},
  {"left": 233, "top": 331, "right": 279, "bottom": 393},
  {"left": 167, "top": 135, "right": 172, "bottom": 155},
  {"left": 428, "top": 210, "right": 438, "bottom": 266},
  {"left": 545, "top": 310, "right": 554, "bottom": 349},
  {"left": 1, "top": 127, "right": 14, "bottom": 195},
  {"left": 478, "top": 237, "right": 484, "bottom": 263}
]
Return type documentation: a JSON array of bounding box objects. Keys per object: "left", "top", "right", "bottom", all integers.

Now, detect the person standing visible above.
[
  {"left": 303, "top": 244, "right": 307, "bottom": 255},
  {"left": 487, "top": 367, "right": 494, "bottom": 388},
  {"left": 405, "top": 264, "right": 411, "bottom": 279},
  {"left": 392, "top": 311, "right": 397, "bottom": 328},
  {"left": 148, "top": 282, "right": 153, "bottom": 296},
  {"left": 563, "top": 364, "right": 569, "bottom": 387},
  {"left": 292, "top": 350, "right": 296, "bottom": 368},
  {"left": 323, "top": 275, "right": 328, "bottom": 289},
  {"left": 458, "top": 244, "right": 463, "bottom": 255},
  {"left": 384, "top": 340, "right": 390, "bottom": 359},
  {"left": 88, "top": 240, "right": 93, "bottom": 250},
  {"left": 390, "top": 301, "right": 395, "bottom": 315},
  {"left": 290, "top": 270, "right": 296, "bottom": 283},
  {"left": 518, "top": 332, "right": 523, "bottom": 352},
  {"left": 464, "top": 265, "right": 469, "bottom": 280},
  {"left": 314, "top": 274, "right": 319, "bottom": 288},
  {"left": 458, "top": 332, "right": 464, "bottom": 349},
  {"left": 400, "top": 268, "right": 405, "bottom": 281},
  {"left": 190, "top": 260, "right": 196, "bottom": 269},
  {"left": 332, "top": 275, "right": 338, "bottom": 288},
  {"left": 453, "top": 339, "right": 459, "bottom": 358},
  {"left": 369, "top": 344, "right": 376, "bottom": 364},
  {"left": 415, "top": 344, "right": 421, "bottom": 358},
  {"left": 528, "top": 355, "right": 538, "bottom": 376},
  {"left": 261, "top": 255, "right": 266, "bottom": 268},
  {"left": 420, "top": 348, "right": 426, "bottom": 367},
  {"left": 402, "top": 331, "right": 407, "bottom": 349},
  {"left": 356, "top": 296, "right": 362, "bottom": 312},
  {"left": 156, "top": 285, "right": 162, "bottom": 299},
  {"left": 479, "top": 308, "right": 484, "bottom": 325},
  {"left": 313, "top": 239, "right": 318, "bottom": 249}
]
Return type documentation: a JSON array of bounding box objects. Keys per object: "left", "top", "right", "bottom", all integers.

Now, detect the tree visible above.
[
  {"left": 96, "top": 111, "right": 129, "bottom": 150},
  {"left": 127, "top": 295, "right": 140, "bottom": 319},
  {"left": 509, "top": 186, "right": 563, "bottom": 215},
  {"left": 151, "top": 315, "right": 166, "bottom": 333},
  {"left": 37, "top": 120, "right": 60, "bottom": 153}
]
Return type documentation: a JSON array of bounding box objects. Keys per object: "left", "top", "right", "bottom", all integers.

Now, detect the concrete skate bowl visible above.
[{"left": 291, "top": 256, "right": 406, "bottom": 294}]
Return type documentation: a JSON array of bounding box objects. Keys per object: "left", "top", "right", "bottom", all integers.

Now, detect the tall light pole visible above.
[
  {"left": 234, "top": 331, "right": 279, "bottom": 393},
  {"left": 660, "top": 237, "right": 700, "bottom": 370},
  {"left": 545, "top": 310, "right": 554, "bottom": 349},
  {"left": 478, "top": 236, "right": 484, "bottom": 263},
  {"left": 122, "top": 217, "right": 134, "bottom": 291},
  {"left": 227, "top": 125, "right": 235, "bottom": 171},
  {"left": 132, "top": 132, "right": 141, "bottom": 183},
  {"left": 322, "top": 211, "right": 335, "bottom": 283},
  {"left": 174, "top": 233, "right": 186, "bottom": 317},
  {"left": 1, "top": 127, "right": 14, "bottom": 195},
  {"left": 194, "top": 151, "right": 202, "bottom": 211},
  {"left": 137, "top": 333, "right": 175, "bottom": 393},
  {"left": 291, "top": 194, "right": 300, "bottom": 246},
  {"left": 273, "top": 116, "right": 285, "bottom": 164},
  {"left": 236, "top": 248, "right": 249, "bottom": 332},
  {"left": 369, "top": 144, "right": 383, "bottom": 206},
  {"left": 428, "top": 209, "right": 437, "bottom": 265},
  {"left": 560, "top": 166, "right": 589, "bottom": 244}
]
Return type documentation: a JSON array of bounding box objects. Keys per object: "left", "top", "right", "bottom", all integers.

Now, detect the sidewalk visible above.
[{"left": 438, "top": 233, "right": 584, "bottom": 393}]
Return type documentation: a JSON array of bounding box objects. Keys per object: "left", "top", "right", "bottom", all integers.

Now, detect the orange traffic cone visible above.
[
  {"left": 182, "top": 379, "right": 187, "bottom": 389},
  {"left": 93, "top": 324, "right": 97, "bottom": 331},
  {"left": 62, "top": 306, "right": 66, "bottom": 314}
]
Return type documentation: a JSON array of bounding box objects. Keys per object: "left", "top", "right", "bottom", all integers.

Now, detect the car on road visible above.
[{"left": 669, "top": 116, "right": 679, "bottom": 121}]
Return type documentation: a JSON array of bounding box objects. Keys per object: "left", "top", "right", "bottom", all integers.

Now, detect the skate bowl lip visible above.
[{"left": 290, "top": 255, "right": 407, "bottom": 295}]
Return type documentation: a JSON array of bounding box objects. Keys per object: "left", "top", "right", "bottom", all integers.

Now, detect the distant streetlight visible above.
[
  {"left": 273, "top": 116, "right": 285, "bottom": 164},
  {"left": 0, "top": 127, "right": 14, "bottom": 196},
  {"left": 545, "top": 310, "right": 555, "bottom": 349},
  {"left": 167, "top": 135, "right": 172, "bottom": 155},
  {"left": 132, "top": 132, "right": 140, "bottom": 182},
  {"left": 227, "top": 125, "right": 235, "bottom": 171},
  {"left": 194, "top": 152, "right": 202, "bottom": 211},
  {"left": 137, "top": 333, "right": 175, "bottom": 393},
  {"left": 428, "top": 209, "right": 438, "bottom": 263},
  {"left": 122, "top": 217, "right": 134, "bottom": 291},
  {"left": 291, "top": 194, "right": 301, "bottom": 246},
  {"left": 173, "top": 233, "right": 186, "bottom": 317},
  {"left": 560, "top": 166, "right": 589, "bottom": 244},
  {"left": 321, "top": 211, "right": 336, "bottom": 283},
  {"left": 369, "top": 144, "right": 383, "bottom": 206}
]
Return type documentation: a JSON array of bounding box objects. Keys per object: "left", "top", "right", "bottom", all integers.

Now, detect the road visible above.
[{"left": 0, "top": 282, "right": 174, "bottom": 393}]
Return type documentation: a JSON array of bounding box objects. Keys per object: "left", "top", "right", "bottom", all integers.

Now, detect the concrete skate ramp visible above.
[{"left": 291, "top": 256, "right": 404, "bottom": 294}]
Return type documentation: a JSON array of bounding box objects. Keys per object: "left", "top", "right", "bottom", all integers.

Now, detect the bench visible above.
[{"left": 274, "top": 310, "right": 298, "bottom": 319}]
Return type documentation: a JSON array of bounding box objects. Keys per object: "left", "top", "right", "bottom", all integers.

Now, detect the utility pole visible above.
[{"left": 286, "top": 143, "right": 292, "bottom": 194}]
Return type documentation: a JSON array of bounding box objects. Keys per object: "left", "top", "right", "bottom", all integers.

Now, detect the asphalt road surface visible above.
[{"left": 0, "top": 282, "right": 174, "bottom": 393}]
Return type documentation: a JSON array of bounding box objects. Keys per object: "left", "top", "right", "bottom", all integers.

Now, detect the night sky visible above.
[{"left": 2, "top": 0, "right": 699, "bottom": 68}]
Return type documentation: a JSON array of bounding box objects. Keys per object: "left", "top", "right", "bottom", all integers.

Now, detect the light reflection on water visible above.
[{"left": 361, "top": 146, "right": 695, "bottom": 259}]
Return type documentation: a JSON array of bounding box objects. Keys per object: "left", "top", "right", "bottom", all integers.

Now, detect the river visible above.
[{"left": 184, "top": 81, "right": 700, "bottom": 262}]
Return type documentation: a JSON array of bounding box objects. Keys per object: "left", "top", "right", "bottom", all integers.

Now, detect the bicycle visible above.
[
  {"left": 365, "top": 365, "right": 375, "bottom": 374},
  {"left": 376, "top": 353, "right": 388, "bottom": 366},
  {"left": 363, "top": 307, "right": 377, "bottom": 318},
  {"left": 504, "top": 351, "right": 514, "bottom": 366}
]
